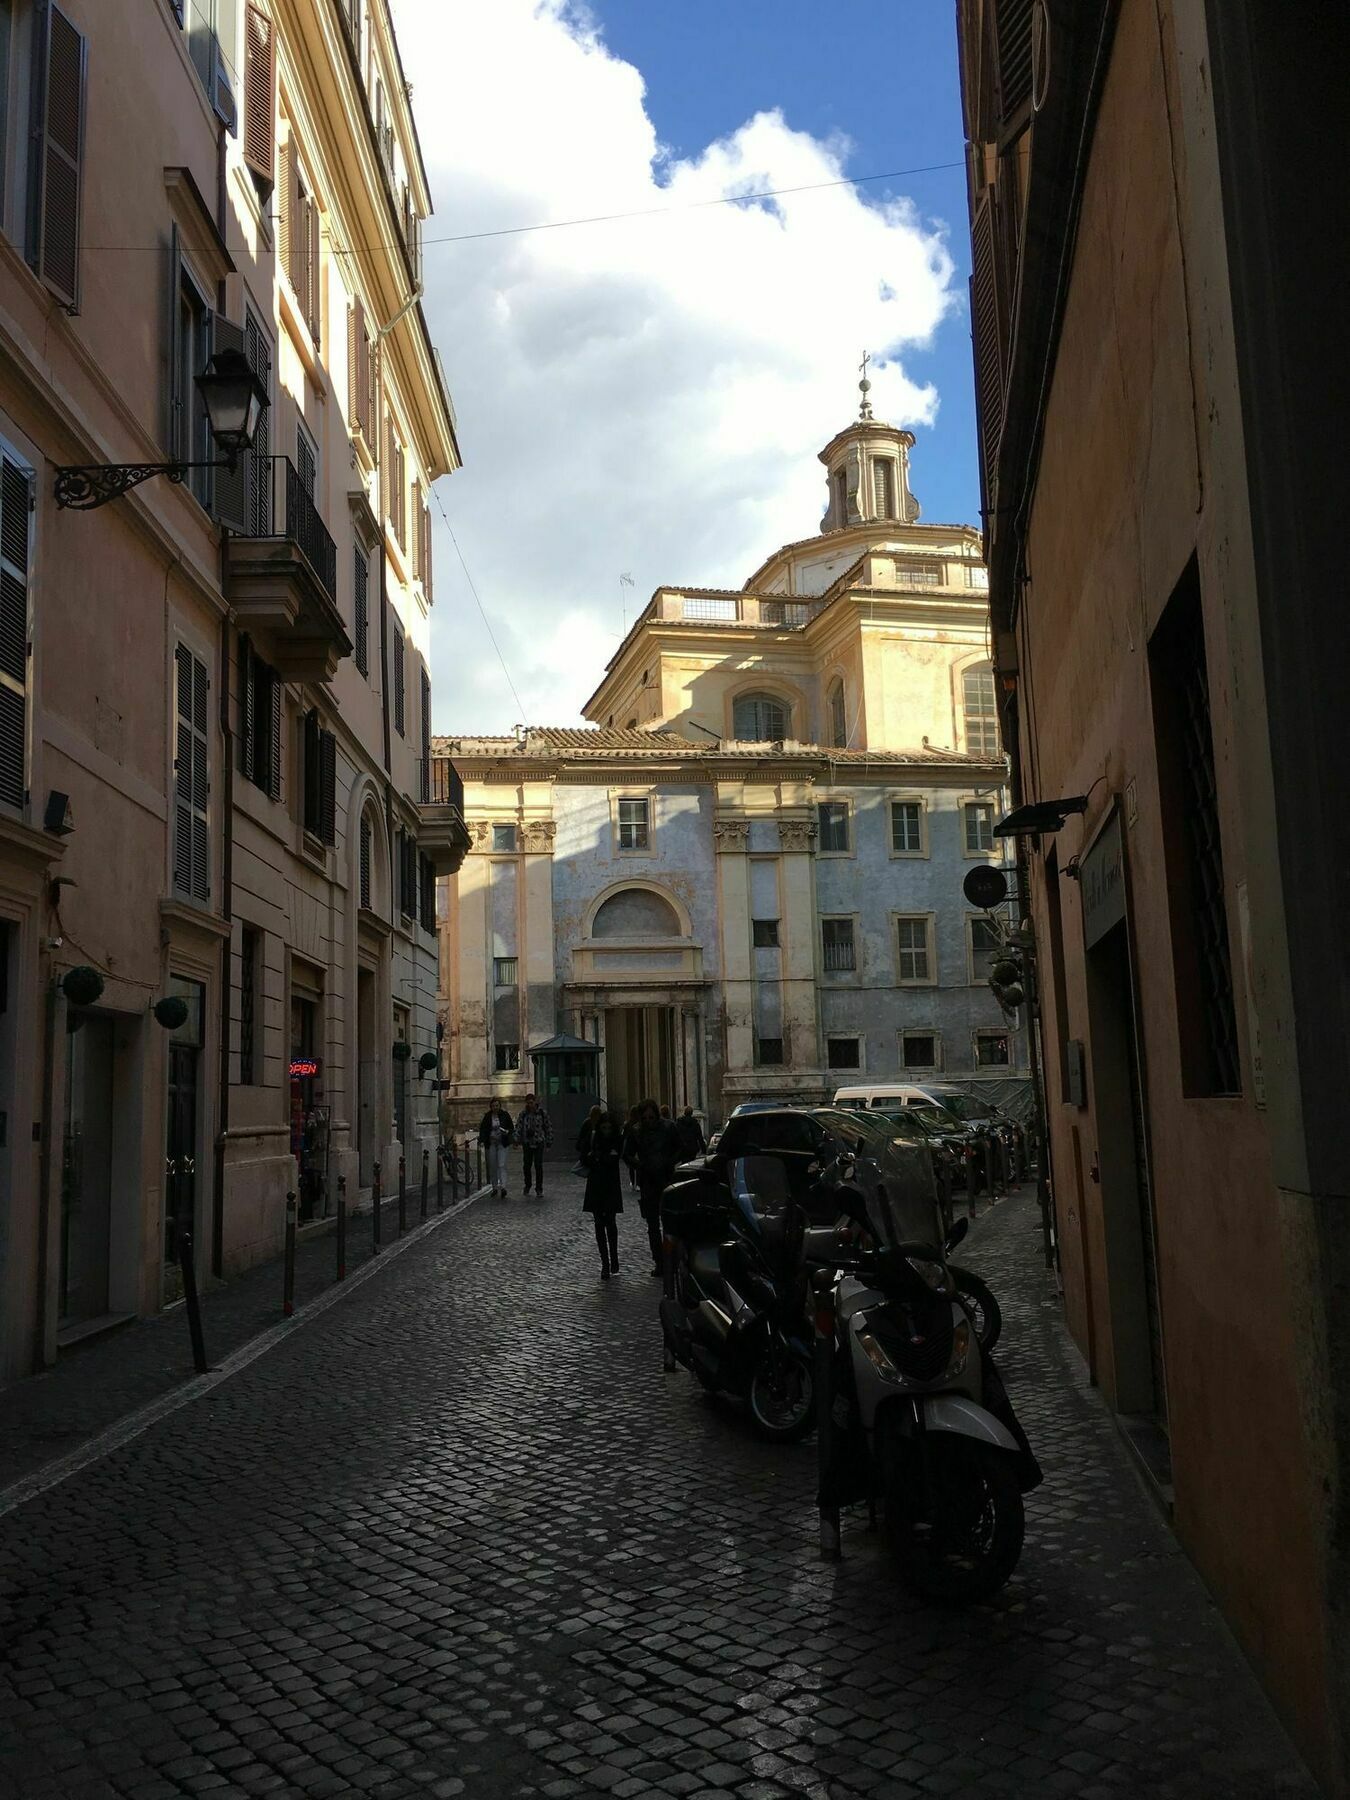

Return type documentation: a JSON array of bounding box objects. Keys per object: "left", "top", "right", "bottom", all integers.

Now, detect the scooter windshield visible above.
[
  {"left": 816, "top": 1110, "right": 946, "bottom": 1251},
  {"left": 729, "top": 1154, "right": 792, "bottom": 1241}
]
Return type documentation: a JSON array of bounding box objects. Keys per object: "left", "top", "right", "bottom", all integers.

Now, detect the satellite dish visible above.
[{"left": 963, "top": 865, "right": 1009, "bottom": 909}]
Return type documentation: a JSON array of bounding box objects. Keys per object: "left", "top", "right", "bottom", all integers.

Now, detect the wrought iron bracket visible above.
[{"left": 53, "top": 459, "right": 231, "bottom": 511}]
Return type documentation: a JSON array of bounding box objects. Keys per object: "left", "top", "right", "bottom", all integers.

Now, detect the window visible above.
[
  {"left": 617, "top": 797, "right": 649, "bottom": 851},
  {"left": 964, "top": 801, "right": 996, "bottom": 854},
  {"left": 0, "top": 447, "right": 33, "bottom": 813},
  {"left": 183, "top": 0, "right": 238, "bottom": 125},
  {"left": 975, "top": 1029, "right": 1011, "bottom": 1068},
  {"left": 419, "top": 853, "right": 435, "bottom": 932},
  {"left": 493, "top": 957, "right": 518, "bottom": 987},
  {"left": 280, "top": 131, "right": 321, "bottom": 346},
  {"left": 752, "top": 919, "right": 779, "bottom": 948},
  {"left": 175, "top": 264, "right": 214, "bottom": 505},
  {"left": 296, "top": 420, "right": 318, "bottom": 499},
  {"left": 760, "top": 600, "right": 808, "bottom": 626},
  {"left": 970, "top": 916, "right": 1002, "bottom": 982},
  {"left": 385, "top": 418, "right": 406, "bottom": 545},
  {"left": 827, "top": 1037, "right": 862, "bottom": 1071},
  {"left": 873, "top": 459, "right": 894, "bottom": 519},
  {"left": 684, "top": 597, "right": 738, "bottom": 622},
  {"left": 239, "top": 926, "right": 258, "bottom": 1084},
  {"left": 896, "top": 561, "right": 943, "bottom": 586},
  {"left": 353, "top": 543, "right": 369, "bottom": 676},
  {"left": 832, "top": 468, "right": 848, "bottom": 524},
  {"left": 173, "top": 643, "right": 210, "bottom": 902},
  {"left": 419, "top": 502, "right": 433, "bottom": 599},
  {"left": 392, "top": 621, "right": 405, "bottom": 736},
  {"left": 895, "top": 916, "right": 932, "bottom": 984},
  {"left": 821, "top": 917, "right": 856, "bottom": 974},
  {"left": 755, "top": 1037, "right": 784, "bottom": 1067},
  {"left": 359, "top": 813, "right": 372, "bottom": 909},
  {"left": 420, "top": 667, "right": 432, "bottom": 770},
  {"left": 242, "top": 308, "right": 272, "bottom": 535},
  {"left": 828, "top": 680, "right": 847, "bottom": 749},
  {"left": 902, "top": 1031, "right": 938, "bottom": 1071},
  {"left": 890, "top": 800, "right": 923, "bottom": 855},
  {"left": 965, "top": 564, "right": 990, "bottom": 590},
  {"left": 495, "top": 1042, "right": 520, "bottom": 1072},
  {"left": 301, "top": 710, "right": 336, "bottom": 845},
  {"left": 817, "top": 801, "right": 849, "bottom": 853},
  {"left": 25, "top": 4, "right": 86, "bottom": 310},
  {"left": 732, "top": 691, "right": 788, "bottom": 742},
  {"left": 397, "top": 829, "right": 416, "bottom": 918},
  {"left": 238, "top": 638, "right": 282, "bottom": 801},
  {"left": 962, "top": 666, "right": 1000, "bottom": 757},
  {"left": 492, "top": 824, "right": 516, "bottom": 853},
  {"left": 348, "top": 296, "right": 375, "bottom": 442},
  {"left": 243, "top": 2, "right": 276, "bottom": 201}
]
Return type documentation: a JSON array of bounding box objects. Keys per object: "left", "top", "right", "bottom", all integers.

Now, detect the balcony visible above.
[
  {"left": 419, "top": 756, "right": 471, "bottom": 876},
  {"left": 224, "top": 457, "right": 351, "bottom": 683}
]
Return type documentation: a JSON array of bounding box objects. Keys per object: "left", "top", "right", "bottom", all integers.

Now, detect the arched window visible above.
[
  {"left": 873, "top": 459, "right": 895, "bottom": 519},
  {"left": 592, "top": 888, "right": 681, "bottom": 938},
  {"left": 962, "top": 666, "right": 1000, "bottom": 756},
  {"left": 828, "top": 679, "right": 847, "bottom": 749},
  {"left": 732, "top": 691, "right": 789, "bottom": 742}
]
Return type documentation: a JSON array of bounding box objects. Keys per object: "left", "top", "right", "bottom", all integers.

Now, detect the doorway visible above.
[
  {"left": 60, "top": 1014, "right": 116, "bottom": 1328},
  {"left": 604, "top": 1006, "right": 677, "bottom": 1117}
]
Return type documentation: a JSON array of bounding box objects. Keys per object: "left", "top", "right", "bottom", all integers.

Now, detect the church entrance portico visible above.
[{"left": 564, "top": 982, "right": 708, "bottom": 1120}]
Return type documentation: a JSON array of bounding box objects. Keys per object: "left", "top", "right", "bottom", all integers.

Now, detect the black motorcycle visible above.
[{"left": 659, "top": 1154, "right": 815, "bottom": 1442}]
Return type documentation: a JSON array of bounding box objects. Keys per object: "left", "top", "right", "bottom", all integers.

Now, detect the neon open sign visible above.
[{"left": 289, "top": 1057, "right": 321, "bottom": 1079}]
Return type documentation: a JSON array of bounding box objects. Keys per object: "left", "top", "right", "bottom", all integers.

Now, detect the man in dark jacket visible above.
[
  {"left": 478, "top": 1099, "right": 514, "bottom": 1198},
  {"left": 516, "top": 1093, "right": 552, "bottom": 1197},
  {"left": 674, "top": 1106, "right": 706, "bottom": 1161},
  {"left": 627, "top": 1098, "right": 681, "bottom": 1277}
]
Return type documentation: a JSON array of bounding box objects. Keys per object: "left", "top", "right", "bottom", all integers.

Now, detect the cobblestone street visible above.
[{"left": 0, "top": 1171, "right": 1317, "bottom": 1800}]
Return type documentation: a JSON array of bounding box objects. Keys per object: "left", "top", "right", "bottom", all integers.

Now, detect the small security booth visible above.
[{"left": 529, "top": 1033, "right": 603, "bottom": 1158}]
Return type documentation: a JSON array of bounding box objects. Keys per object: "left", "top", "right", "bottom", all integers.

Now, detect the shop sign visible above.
[
  {"left": 289, "top": 1056, "right": 322, "bottom": 1079},
  {"left": 1081, "top": 811, "right": 1125, "bottom": 949}
]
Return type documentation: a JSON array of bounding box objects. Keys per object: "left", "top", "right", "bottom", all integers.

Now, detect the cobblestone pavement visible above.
[{"left": 0, "top": 1169, "right": 1318, "bottom": 1799}]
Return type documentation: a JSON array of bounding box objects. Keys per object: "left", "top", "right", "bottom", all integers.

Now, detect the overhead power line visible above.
[{"left": 429, "top": 488, "right": 528, "bottom": 724}]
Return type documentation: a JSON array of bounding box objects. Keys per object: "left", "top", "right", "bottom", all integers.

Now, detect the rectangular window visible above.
[
  {"left": 975, "top": 1029, "right": 1011, "bottom": 1068},
  {"left": 173, "top": 643, "right": 210, "bottom": 902},
  {"left": 827, "top": 1037, "right": 862, "bottom": 1071},
  {"left": 833, "top": 468, "right": 848, "bottom": 523},
  {"left": 302, "top": 707, "right": 321, "bottom": 837},
  {"left": 353, "top": 543, "right": 369, "bottom": 676},
  {"left": 243, "top": 2, "right": 275, "bottom": 200},
  {"left": 752, "top": 918, "right": 779, "bottom": 948},
  {"left": 238, "top": 638, "right": 282, "bottom": 801},
  {"left": 420, "top": 667, "right": 431, "bottom": 763},
  {"left": 965, "top": 564, "right": 990, "bottom": 589},
  {"left": 902, "top": 1031, "right": 938, "bottom": 1071},
  {"left": 821, "top": 917, "right": 856, "bottom": 973},
  {"left": 176, "top": 266, "right": 214, "bottom": 505},
  {"left": 296, "top": 419, "right": 317, "bottom": 498},
  {"left": 419, "top": 852, "right": 435, "bottom": 932},
  {"left": 754, "top": 1036, "right": 784, "bottom": 1067},
  {"left": 962, "top": 667, "right": 1001, "bottom": 757},
  {"left": 759, "top": 600, "right": 808, "bottom": 626},
  {"left": 896, "top": 915, "right": 932, "bottom": 984},
  {"left": 400, "top": 830, "right": 417, "bottom": 918},
  {"left": 392, "top": 621, "right": 405, "bottom": 735},
  {"left": 896, "top": 561, "right": 943, "bottom": 586},
  {"left": 0, "top": 448, "right": 33, "bottom": 813},
  {"left": 617, "top": 796, "right": 649, "bottom": 851},
  {"left": 492, "top": 823, "right": 516, "bottom": 853},
  {"left": 27, "top": 4, "right": 86, "bottom": 310},
  {"left": 970, "top": 916, "right": 1002, "bottom": 982},
  {"left": 239, "top": 925, "right": 258, "bottom": 1084},
  {"left": 1150, "top": 555, "right": 1241, "bottom": 1095},
  {"left": 817, "top": 800, "right": 849, "bottom": 853},
  {"left": 281, "top": 133, "right": 321, "bottom": 346},
  {"left": 873, "top": 459, "right": 894, "bottom": 518},
  {"left": 683, "top": 596, "right": 738, "bottom": 622},
  {"left": 495, "top": 1042, "right": 520, "bottom": 1072},
  {"left": 493, "top": 957, "right": 518, "bottom": 987},
  {"left": 890, "top": 800, "right": 923, "bottom": 854},
  {"left": 964, "top": 801, "right": 996, "bottom": 854}
]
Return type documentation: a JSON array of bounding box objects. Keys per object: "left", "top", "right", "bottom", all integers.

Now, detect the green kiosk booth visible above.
[{"left": 529, "top": 1033, "right": 603, "bottom": 1159}]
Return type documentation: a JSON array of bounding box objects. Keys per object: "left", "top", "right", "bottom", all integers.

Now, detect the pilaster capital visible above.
[
  {"left": 521, "top": 819, "right": 557, "bottom": 854},
  {"left": 713, "top": 818, "right": 750, "bottom": 853},
  {"left": 778, "top": 817, "right": 818, "bottom": 853}
]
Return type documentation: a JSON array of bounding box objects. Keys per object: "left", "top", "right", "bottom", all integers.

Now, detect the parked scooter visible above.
[
  {"left": 807, "top": 1155, "right": 1040, "bottom": 1603},
  {"left": 659, "top": 1154, "right": 815, "bottom": 1442}
]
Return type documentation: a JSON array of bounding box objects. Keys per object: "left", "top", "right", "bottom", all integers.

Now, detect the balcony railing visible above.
[
  {"left": 279, "top": 459, "right": 337, "bottom": 605},
  {"left": 421, "top": 756, "right": 465, "bottom": 811}
]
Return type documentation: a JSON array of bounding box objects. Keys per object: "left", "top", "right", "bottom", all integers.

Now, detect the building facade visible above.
[
  {"left": 435, "top": 418, "right": 1028, "bottom": 1131},
  {"left": 0, "top": 0, "right": 467, "bottom": 1385},
  {"left": 957, "top": 0, "right": 1349, "bottom": 1788}
]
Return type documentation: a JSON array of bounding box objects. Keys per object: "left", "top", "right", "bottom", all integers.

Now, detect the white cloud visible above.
[{"left": 392, "top": 0, "right": 958, "bottom": 732}]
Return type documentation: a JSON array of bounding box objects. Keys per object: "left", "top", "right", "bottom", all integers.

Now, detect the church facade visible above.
[{"left": 434, "top": 407, "right": 1029, "bottom": 1130}]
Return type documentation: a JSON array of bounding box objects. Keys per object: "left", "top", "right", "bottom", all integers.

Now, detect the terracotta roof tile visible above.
[{"left": 430, "top": 729, "right": 1001, "bottom": 769}]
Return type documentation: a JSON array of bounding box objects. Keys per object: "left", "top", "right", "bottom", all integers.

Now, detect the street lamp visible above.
[{"left": 54, "top": 347, "right": 269, "bottom": 510}]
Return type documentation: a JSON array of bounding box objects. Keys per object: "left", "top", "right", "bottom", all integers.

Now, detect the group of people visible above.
[{"left": 475, "top": 1093, "right": 707, "bottom": 1282}]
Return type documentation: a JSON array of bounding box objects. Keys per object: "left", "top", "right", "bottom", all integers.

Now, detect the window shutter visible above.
[
  {"left": 165, "top": 223, "right": 183, "bottom": 458},
  {"left": 422, "top": 505, "right": 432, "bottom": 600},
  {"left": 319, "top": 728, "right": 336, "bottom": 846},
  {"left": 0, "top": 455, "right": 33, "bottom": 812},
  {"left": 306, "top": 187, "right": 321, "bottom": 347},
  {"left": 238, "top": 634, "right": 255, "bottom": 780},
  {"left": 268, "top": 669, "right": 283, "bottom": 802},
  {"left": 280, "top": 132, "right": 300, "bottom": 300},
  {"left": 970, "top": 191, "right": 1005, "bottom": 508},
  {"left": 384, "top": 416, "right": 395, "bottom": 520},
  {"left": 212, "top": 316, "right": 250, "bottom": 534},
  {"left": 296, "top": 424, "right": 316, "bottom": 498},
  {"left": 994, "top": 0, "right": 1034, "bottom": 131},
  {"left": 31, "top": 4, "right": 87, "bottom": 310},
  {"left": 365, "top": 334, "right": 377, "bottom": 455},
  {"left": 174, "top": 644, "right": 210, "bottom": 901},
  {"left": 420, "top": 668, "right": 431, "bottom": 763},
  {"left": 244, "top": 3, "right": 275, "bottom": 197},
  {"left": 353, "top": 544, "right": 369, "bottom": 675},
  {"left": 393, "top": 622, "right": 405, "bottom": 735},
  {"left": 347, "top": 302, "right": 359, "bottom": 430},
  {"left": 302, "top": 707, "right": 320, "bottom": 834},
  {"left": 359, "top": 813, "right": 371, "bottom": 910},
  {"left": 244, "top": 309, "right": 272, "bottom": 536},
  {"left": 396, "top": 442, "right": 406, "bottom": 544},
  {"left": 410, "top": 478, "right": 421, "bottom": 579},
  {"left": 419, "top": 854, "right": 433, "bottom": 931}
]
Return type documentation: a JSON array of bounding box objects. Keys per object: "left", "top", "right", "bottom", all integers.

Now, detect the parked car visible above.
[
  {"left": 710, "top": 1104, "right": 942, "bottom": 1231},
  {"left": 705, "top": 1097, "right": 798, "bottom": 1157},
  {"left": 872, "top": 1105, "right": 966, "bottom": 1199},
  {"left": 832, "top": 1082, "right": 1021, "bottom": 1184}
]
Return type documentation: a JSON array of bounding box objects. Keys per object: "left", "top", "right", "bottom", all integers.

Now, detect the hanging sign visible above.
[{"left": 289, "top": 1056, "right": 322, "bottom": 1079}]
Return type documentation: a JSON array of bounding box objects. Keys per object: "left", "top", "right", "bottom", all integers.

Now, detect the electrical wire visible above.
[{"left": 429, "top": 488, "right": 528, "bottom": 724}]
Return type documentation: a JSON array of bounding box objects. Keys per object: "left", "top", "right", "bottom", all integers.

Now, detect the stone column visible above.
[
  {"left": 521, "top": 818, "right": 557, "bottom": 1059},
  {"left": 778, "top": 813, "right": 821, "bottom": 1078},
  {"left": 714, "top": 813, "right": 753, "bottom": 1085}
]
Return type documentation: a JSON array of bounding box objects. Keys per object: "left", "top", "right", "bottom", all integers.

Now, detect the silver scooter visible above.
[{"left": 806, "top": 1156, "right": 1040, "bottom": 1604}]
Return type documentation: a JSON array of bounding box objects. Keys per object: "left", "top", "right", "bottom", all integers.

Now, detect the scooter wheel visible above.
[
  {"left": 747, "top": 1345, "right": 815, "bottom": 1443},
  {"left": 950, "top": 1267, "right": 1002, "bottom": 1354},
  {"left": 888, "top": 1438, "right": 1023, "bottom": 1605}
]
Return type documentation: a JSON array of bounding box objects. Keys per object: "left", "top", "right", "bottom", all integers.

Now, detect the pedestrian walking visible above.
[
  {"left": 574, "top": 1103, "right": 601, "bottom": 1175},
  {"left": 477, "top": 1098, "right": 514, "bottom": 1198},
  {"left": 674, "top": 1104, "right": 706, "bottom": 1161},
  {"left": 629, "top": 1097, "right": 681, "bottom": 1278},
  {"left": 623, "top": 1104, "right": 641, "bottom": 1189},
  {"left": 517, "top": 1093, "right": 552, "bottom": 1196},
  {"left": 583, "top": 1110, "right": 625, "bottom": 1281}
]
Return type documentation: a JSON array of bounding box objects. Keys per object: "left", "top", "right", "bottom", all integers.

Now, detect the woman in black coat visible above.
[{"left": 583, "top": 1111, "right": 625, "bottom": 1280}]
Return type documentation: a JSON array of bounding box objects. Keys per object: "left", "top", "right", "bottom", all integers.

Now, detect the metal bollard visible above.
[
  {"left": 813, "top": 1269, "right": 841, "bottom": 1562},
  {"left": 336, "top": 1175, "right": 347, "bottom": 1280},
  {"left": 420, "top": 1147, "right": 429, "bottom": 1220},
  {"left": 966, "top": 1141, "right": 980, "bottom": 1217},
  {"left": 449, "top": 1141, "right": 460, "bottom": 1201},
  {"left": 476, "top": 1143, "right": 484, "bottom": 1191},
  {"left": 984, "top": 1138, "right": 997, "bottom": 1202},
  {"left": 283, "top": 1191, "right": 297, "bottom": 1317},
  {"left": 178, "top": 1228, "right": 209, "bottom": 1373},
  {"left": 398, "top": 1154, "right": 407, "bottom": 1234},
  {"left": 372, "top": 1160, "right": 382, "bottom": 1252},
  {"left": 436, "top": 1141, "right": 444, "bottom": 1211}
]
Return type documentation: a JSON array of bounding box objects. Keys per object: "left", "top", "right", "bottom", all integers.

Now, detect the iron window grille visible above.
[
  {"left": 495, "top": 1043, "right": 520, "bottom": 1072},
  {"left": 822, "top": 918, "right": 856, "bottom": 973},
  {"left": 493, "top": 957, "right": 518, "bottom": 987}
]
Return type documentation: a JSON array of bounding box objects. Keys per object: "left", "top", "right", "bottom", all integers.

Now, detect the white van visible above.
[{"left": 832, "top": 1083, "right": 945, "bottom": 1112}]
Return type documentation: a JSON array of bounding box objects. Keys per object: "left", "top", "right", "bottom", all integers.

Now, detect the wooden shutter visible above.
[
  {"left": 319, "top": 728, "right": 336, "bottom": 846},
  {"left": 0, "top": 455, "right": 32, "bottom": 812},
  {"left": 212, "top": 316, "right": 251, "bottom": 534},
  {"left": 347, "top": 302, "right": 360, "bottom": 430},
  {"left": 165, "top": 223, "right": 183, "bottom": 458},
  {"left": 353, "top": 544, "right": 369, "bottom": 675},
  {"left": 306, "top": 187, "right": 321, "bottom": 347},
  {"left": 420, "top": 668, "right": 431, "bottom": 764},
  {"left": 393, "top": 622, "right": 405, "bottom": 735},
  {"left": 365, "top": 335, "right": 377, "bottom": 455},
  {"left": 238, "top": 634, "right": 255, "bottom": 780},
  {"left": 410, "top": 478, "right": 422, "bottom": 580},
  {"left": 970, "top": 191, "right": 1005, "bottom": 505},
  {"left": 280, "top": 132, "right": 300, "bottom": 300},
  {"left": 419, "top": 854, "right": 434, "bottom": 932},
  {"left": 296, "top": 423, "right": 316, "bottom": 498},
  {"left": 421, "top": 505, "right": 432, "bottom": 600},
  {"left": 244, "top": 309, "right": 272, "bottom": 536},
  {"left": 302, "top": 706, "right": 320, "bottom": 834},
  {"left": 994, "top": 0, "right": 1034, "bottom": 133},
  {"left": 268, "top": 669, "right": 283, "bottom": 802},
  {"left": 359, "top": 813, "right": 371, "bottom": 910},
  {"left": 31, "top": 4, "right": 87, "bottom": 310},
  {"left": 174, "top": 644, "right": 210, "bottom": 901},
  {"left": 244, "top": 3, "right": 275, "bottom": 196}
]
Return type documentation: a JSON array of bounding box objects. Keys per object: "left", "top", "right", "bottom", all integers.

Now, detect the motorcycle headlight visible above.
[
  {"left": 858, "top": 1329, "right": 902, "bottom": 1382},
  {"left": 905, "top": 1256, "right": 950, "bottom": 1293},
  {"left": 948, "top": 1319, "right": 971, "bottom": 1377}
]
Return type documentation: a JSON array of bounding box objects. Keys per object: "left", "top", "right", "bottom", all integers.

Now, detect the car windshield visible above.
[
  {"left": 930, "top": 1093, "right": 994, "bottom": 1123},
  {"left": 912, "top": 1104, "right": 960, "bottom": 1131},
  {"left": 872, "top": 1108, "right": 929, "bottom": 1141}
]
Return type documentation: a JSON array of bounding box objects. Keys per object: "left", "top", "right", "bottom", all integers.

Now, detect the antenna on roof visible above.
[{"left": 619, "top": 571, "right": 634, "bottom": 634}]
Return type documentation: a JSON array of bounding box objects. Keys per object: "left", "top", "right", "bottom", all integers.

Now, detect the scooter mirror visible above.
[{"left": 945, "top": 1215, "right": 969, "bottom": 1253}]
